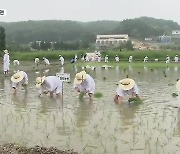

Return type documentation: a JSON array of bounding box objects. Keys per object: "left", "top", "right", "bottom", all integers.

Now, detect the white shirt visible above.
[
  {"left": 38, "top": 76, "right": 63, "bottom": 94},
  {"left": 144, "top": 56, "right": 148, "bottom": 62},
  {"left": 35, "top": 58, "right": 40, "bottom": 64},
  {"left": 129, "top": 56, "right": 133, "bottom": 62},
  {"left": 115, "top": 56, "right": 119, "bottom": 62},
  {"left": 12, "top": 71, "right": 28, "bottom": 88},
  {"left": 44, "top": 58, "right": 50, "bottom": 65},
  {"left": 74, "top": 74, "right": 95, "bottom": 94},
  {"left": 98, "top": 56, "right": 101, "bottom": 62},
  {"left": 105, "top": 56, "right": 109, "bottom": 62},
  {"left": 13, "top": 60, "right": 20, "bottom": 66},
  {"left": 59, "top": 56, "right": 65, "bottom": 65},
  {"left": 3, "top": 53, "right": 10, "bottom": 71},
  {"left": 174, "top": 56, "right": 178, "bottom": 62},
  {"left": 116, "top": 84, "right": 139, "bottom": 97}
]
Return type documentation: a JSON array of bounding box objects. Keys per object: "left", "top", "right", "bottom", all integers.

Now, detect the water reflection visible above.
[
  {"left": 116, "top": 103, "right": 140, "bottom": 125},
  {"left": 74, "top": 100, "right": 94, "bottom": 128},
  {"left": 11, "top": 93, "right": 28, "bottom": 108},
  {"left": 174, "top": 66, "right": 178, "bottom": 72},
  {"left": 38, "top": 97, "right": 61, "bottom": 113},
  {"left": 176, "top": 109, "right": 180, "bottom": 135},
  {"left": 3, "top": 78, "right": 11, "bottom": 97},
  {"left": 59, "top": 67, "right": 64, "bottom": 73}
]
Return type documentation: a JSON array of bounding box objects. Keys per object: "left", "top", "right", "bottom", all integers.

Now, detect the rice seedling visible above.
[
  {"left": 79, "top": 92, "right": 86, "bottom": 100},
  {"left": 94, "top": 92, "right": 103, "bottom": 98},
  {"left": 171, "top": 93, "right": 178, "bottom": 97},
  {"left": 128, "top": 97, "right": 143, "bottom": 104}
]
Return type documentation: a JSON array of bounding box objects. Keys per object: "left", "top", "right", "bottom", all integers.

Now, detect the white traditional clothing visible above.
[
  {"left": 43, "top": 58, "right": 50, "bottom": 65},
  {"left": 12, "top": 71, "right": 28, "bottom": 89},
  {"left": 59, "top": 56, "right": 65, "bottom": 66},
  {"left": 3, "top": 53, "right": 10, "bottom": 73},
  {"left": 38, "top": 76, "right": 62, "bottom": 95},
  {"left": 74, "top": 74, "right": 95, "bottom": 94},
  {"left": 129, "top": 56, "right": 133, "bottom": 63},
  {"left": 35, "top": 58, "right": 40, "bottom": 66},
  {"left": 97, "top": 56, "right": 101, "bottom": 63},
  {"left": 74, "top": 55, "right": 78, "bottom": 62},
  {"left": 13, "top": 60, "right": 20, "bottom": 66},
  {"left": 144, "top": 56, "right": 148, "bottom": 62},
  {"left": 166, "top": 56, "right": 170, "bottom": 64},
  {"left": 115, "top": 56, "right": 119, "bottom": 62},
  {"left": 105, "top": 56, "right": 109, "bottom": 63},
  {"left": 116, "top": 84, "right": 139, "bottom": 97},
  {"left": 174, "top": 55, "right": 178, "bottom": 63}
]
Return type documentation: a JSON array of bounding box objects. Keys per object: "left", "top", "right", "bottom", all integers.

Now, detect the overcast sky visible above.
[{"left": 1, "top": 0, "right": 180, "bottom": 24}]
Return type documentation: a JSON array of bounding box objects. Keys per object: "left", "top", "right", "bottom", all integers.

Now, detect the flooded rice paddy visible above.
[{"left": 0, "top": 62, "right": 180, "bottom": 153}]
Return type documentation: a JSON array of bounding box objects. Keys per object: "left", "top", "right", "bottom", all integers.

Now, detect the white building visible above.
[{"left": 96, "top": 34, "right": 129, "bottom": 48}]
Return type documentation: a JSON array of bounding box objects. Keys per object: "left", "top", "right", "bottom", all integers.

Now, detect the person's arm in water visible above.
[
  {"left": 12, "top": 82, "right": 17, "bottom": 94},
  {"left": 114, "top": 95, "right": 123, "bottom": 104},
  {"left": 74, "top": 83, "right": 81, "bottom": 92},
  {"left": 131, "top": 84, "right": 140, "bottom": 98},
  {"left": 114, "top": 88, "right": 123, "bottom": 104}
]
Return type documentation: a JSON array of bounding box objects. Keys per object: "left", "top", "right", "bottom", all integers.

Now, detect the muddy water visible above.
[{"left": 0, "top": 63, "right": 180, "bottom": 153}]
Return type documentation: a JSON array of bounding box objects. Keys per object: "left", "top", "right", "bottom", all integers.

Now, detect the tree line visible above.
[{"left": 0, "top": 17, "right": 180, "bottom": 51}]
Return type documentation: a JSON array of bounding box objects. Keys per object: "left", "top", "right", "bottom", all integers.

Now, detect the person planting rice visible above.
[
  {"left": 36, "top": 76, "right": 63, "bottom": 97},
  {"left": 105, "top": 55, "right": 109, "bottom": 63},
  {"left": 59, "top": 55, "right": 65, "bottom": 66},
  {"left": 114, "top": 78, "right": 140, "bottom": 104},
  {"left": 115, "top": 55, "right": 119, "bottom": 62},
  {"left": 129, "top": 55, "right": 133, "bottom": 63},
  {"left": 43, "top": 57, "right": 50, "bottom": 66},
  {"left": 74, "top": 71, "right": 95, "bottom": 100},
  {"left": 11, "top": 71, "right": 28, "bottom": 94},
  {"left": 35, "top": 57, "right": 40, "bottom": 66}
]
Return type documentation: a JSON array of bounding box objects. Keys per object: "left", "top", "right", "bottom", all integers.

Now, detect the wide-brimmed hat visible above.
[
  {"left": 36, "top": 76, "right": 46, "bottom": 88},
  {"left": 74, "top": 71, "right": 87, "bottom": 84},
  {"left": 119, "top": 78, "right": 135, "bottom": 90},
  {"left": 3, "top": 49, "right": 8, "bottom": 54},
  {"left": 176, "top": 80, "right": 180, "bottom": 91},
  {"left": 11, "top": 71, "right": 24, "bottom": 83}
]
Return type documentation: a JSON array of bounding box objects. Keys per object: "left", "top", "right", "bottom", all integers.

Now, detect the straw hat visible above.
[
  {"left": 36, "top": 76, "right": 46, "bottom": 88},
  {"left": 176, "top": 80, "right": 180, "bottom": 91},
  {"left": 11, "top": 71, "right": 24, "bottom": 83},
  {"left": 3, "top": 49, "right": 8, "bottom": 54},
  {"left": 74, "top": 71, "right": 87, "bottom": 84},
  {"left": 119, "top": 78, "right": 135, "bottom": 90}
]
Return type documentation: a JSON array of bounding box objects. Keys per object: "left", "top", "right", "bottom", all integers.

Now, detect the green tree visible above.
[
  {"left": 125, "top": 40, "right": 133, "bottom": 50},
  {"left": 0, "top": 26, "right": 6, "bottom": 50}
]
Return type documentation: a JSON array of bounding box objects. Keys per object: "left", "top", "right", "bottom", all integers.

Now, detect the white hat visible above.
[
  {"left": 36, "top": 76, "right": 46, "bottom": 88},
  {"left": 3, "top": 49, "right": 8, "bottom": 54},
  {"left": 74, "top": 71, "right": 87, "bottom": 84},
  {"left": 119, "top": 78, "right": 135, "bottom": 90},
  {"left": 11, "top": 71, "right": 24, "bottom": 83}
]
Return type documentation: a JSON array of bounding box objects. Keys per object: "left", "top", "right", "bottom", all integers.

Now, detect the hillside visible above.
[{"left": 0, "top": 17, "right": 180, "bottom": 44}]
